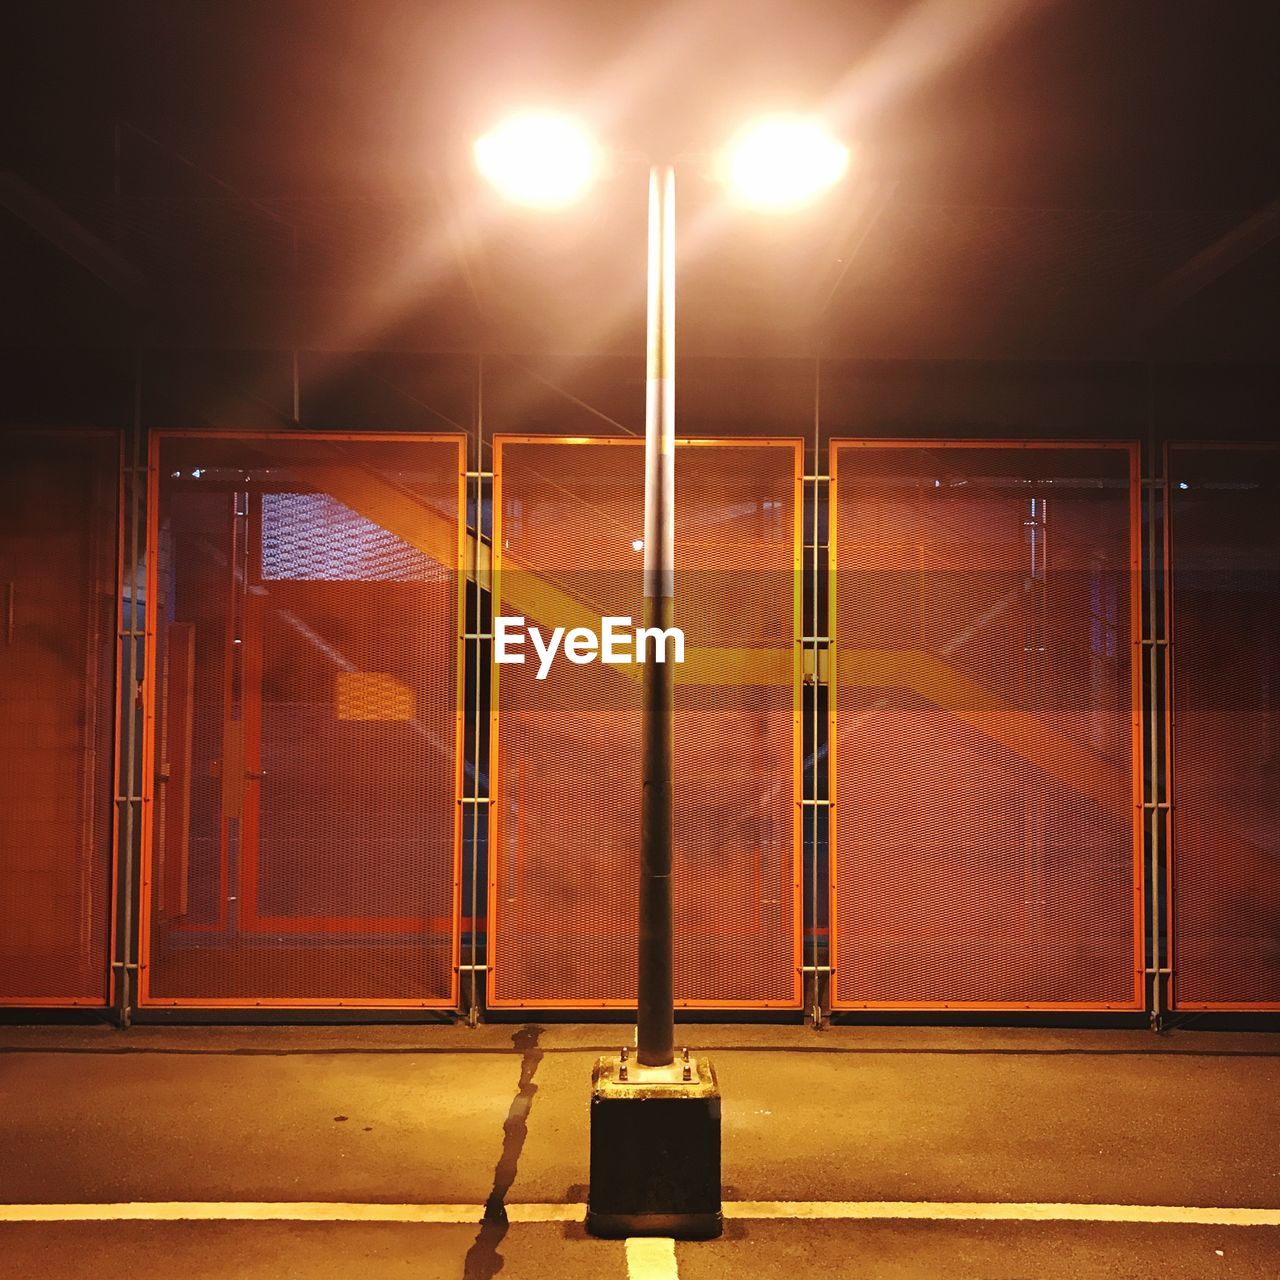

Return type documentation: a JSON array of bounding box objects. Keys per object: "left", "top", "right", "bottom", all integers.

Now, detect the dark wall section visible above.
[{"left": 2, "top": 348, "right": 1278, "bottom": 443}]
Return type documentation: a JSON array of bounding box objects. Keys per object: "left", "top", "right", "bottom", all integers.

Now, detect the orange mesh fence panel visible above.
[
  {"left": 830, "top": 442, "right": 1142, "bottom": 1010},
  {"left": 0, "top": 432, "right": 118, "bottom": 1005},
  {"left": 141, "top": 433, "right": 465, "bottom": 1006},
  {"left": 1168, "top": 445, "right": 1280, "bottom": 1010},
  {"left": 489, "top": 437, "right": 802, "bottom": 1008}
]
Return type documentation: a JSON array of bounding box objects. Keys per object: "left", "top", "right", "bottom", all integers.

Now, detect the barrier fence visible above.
[
  {"left": 829, "top": 442, "right": 1143, "bottom": 1010},
  {"left": 0, "top": 427, "right": 1275, "bottom": 1018},
  {"left": 0, "top": 432, "right": 120, "bottom": 1005},
  {"left": 487, "top": 437, "right": 804, "bottom": 1008},
  {"left": 138, "top": 433, "right": 465, "bottom": 1007},
  {"left": 1167, "top": 444, "right": 1280, "bottom": 1010}
]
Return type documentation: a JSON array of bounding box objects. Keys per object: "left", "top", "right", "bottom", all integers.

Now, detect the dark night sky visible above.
[
  {"left": 1, "top": 1, "right": 1276, "bottom": 368},
  {"left": 4, "top": 0, "right": 1277, "bottom": 206}
]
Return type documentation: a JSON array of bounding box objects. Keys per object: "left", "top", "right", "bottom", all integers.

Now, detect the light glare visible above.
[
  {"left": 474, "top": 112, "right": 597, "bottom": 208},
  {"left": 723, "top": 117, "right": 849, "bottom": 210}
]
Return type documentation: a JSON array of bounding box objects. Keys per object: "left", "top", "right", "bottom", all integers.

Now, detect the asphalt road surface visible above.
[{"left": 0, "top": 1022, "right": 1277, "bottom": 1278}]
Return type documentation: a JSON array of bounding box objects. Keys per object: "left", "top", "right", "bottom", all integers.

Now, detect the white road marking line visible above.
[
  {"left": 724, "top": 1202, "right": 1280, "bottom": 1227},
  {"left": 0, "top": 1204, "right": 490, "bottom": 1224},
  {"left": 0, "top": 1201, "right": 1277, "bottom": 1229},
  {"left": 625, "top": 1236, "right": 679, "bottom": 1279},
  {"left": 503, "top": 1203, "right": 585, "bottom": 1224}
]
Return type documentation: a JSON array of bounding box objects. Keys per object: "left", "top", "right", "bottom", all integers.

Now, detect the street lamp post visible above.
[
  {"left": 475, "top": 110, "right": 848, "bottom": 1241},
  {"left": 638, "top": 162, "right": 676, "bottom": 1069}
]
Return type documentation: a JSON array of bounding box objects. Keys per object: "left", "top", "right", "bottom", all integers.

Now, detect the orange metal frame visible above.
[
  {"left": 487, "top": 434, "right": 806, "bottom": 1010},
  {"left": 0, "top": 430, "right": 123, "bottom": 1008},
  {"left": 138, "top": 430, "right": 468, "bottom": 1009},
  {"left": 827, "top": 439, "right": 1145, "bottom": 1012},
  {"left": 1164, "top": 440, "right": 1280, "bottom": 1012}
]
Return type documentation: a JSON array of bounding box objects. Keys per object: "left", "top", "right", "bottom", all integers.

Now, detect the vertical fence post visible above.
[
  {"left": 808, "top": 355, "right": 827, "bottom": 1028},
  {"left": 113, "top": 351, "right": 145, "bottom": 1026},
  {"left": 1143, "top": 417, "right": 1172, "bottom": 1028},
  {"left": 464, "top": 351, "right": 489, "bottom": 1026}
]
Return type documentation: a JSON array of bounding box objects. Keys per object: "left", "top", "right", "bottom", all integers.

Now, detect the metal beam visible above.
[
  {"left": 0, "top": 172, "right": 151, "bottom": 307},
  {"left": 1144, "top": 197, "right": 1280, "bottom": 317}
]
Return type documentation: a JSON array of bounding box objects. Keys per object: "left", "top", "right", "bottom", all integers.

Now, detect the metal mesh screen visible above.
[
  {"left": 489, "top": 437, "right": 801, "bottom": 1008},
  {"left": 830, "top": 442, "right": 1141, "bottom": 1010},
  {"left": 0, "top": 431, "right": 118, "bottom": 1005},
  {"left": 142, "top": 433, "right": 464, "bottom": 1006},
  {"left": 1169, "top": 445, "right": 1280, "bottom": 1010}
]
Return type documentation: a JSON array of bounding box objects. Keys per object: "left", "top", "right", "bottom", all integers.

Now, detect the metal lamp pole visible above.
[
  {"left": 637, "top": 163, "right": 676, "bottom": 1067},
  {"left": 477, "top": 111, "right": 843, "bottom": 1240},
  {"left": 588, "top": 160, "right": 720, "bottom": 1237}
]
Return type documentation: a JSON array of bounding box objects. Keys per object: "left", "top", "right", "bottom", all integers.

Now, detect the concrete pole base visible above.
[{"left": 585, "top": 1051, "right": 722, "bottom": 1241}]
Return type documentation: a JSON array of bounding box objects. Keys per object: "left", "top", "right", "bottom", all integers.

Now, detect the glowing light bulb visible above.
[
  {"left": 722, "top": 116, "right": 849, "bottom": 211},
  {"left": 474, "top": 112, "right": 598, "bottom": 208}
]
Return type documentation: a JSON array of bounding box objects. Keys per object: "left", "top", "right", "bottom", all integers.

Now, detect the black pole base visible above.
[
  {"left": 585, "top": 1209, "right": 724, "bottom": 1241},
  {"left": 586, "top": 1052, "right": 722, "bottom": 1241}
]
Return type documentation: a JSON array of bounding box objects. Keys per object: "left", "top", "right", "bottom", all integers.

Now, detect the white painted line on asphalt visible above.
[
  {"left": 504, "top": 1203, "right": 586, "bottom": 1224},
  {"left": 0, "top": 1203, "right": 492, "bottom": 1224},
  {"left": 625, "top": 1237, "right": 679, "bottom": 1279},
  {"left": 1, "top": 1201, "right": 1279, "bottom": 1229},
  {"left": 724, "top": 1202, "right": 1280, "bottom": 1227}
]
